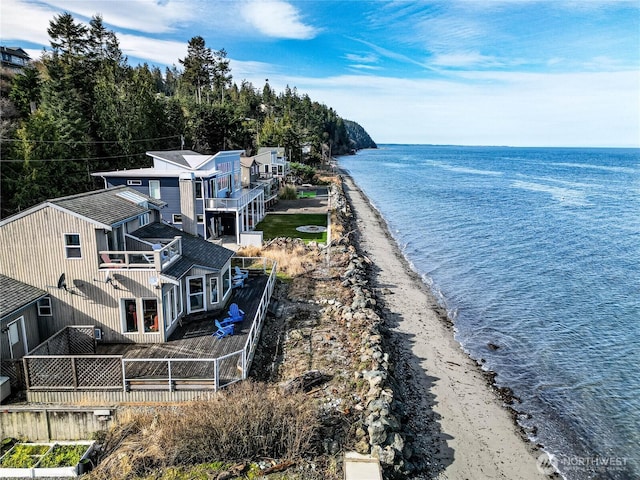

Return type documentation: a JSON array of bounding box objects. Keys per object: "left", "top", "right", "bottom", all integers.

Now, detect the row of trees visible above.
[{"left": 1, "top": 12, "right": 375, "bottom": 218}]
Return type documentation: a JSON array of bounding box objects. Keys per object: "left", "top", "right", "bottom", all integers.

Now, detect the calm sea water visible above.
[{"left": 339, "top": 145, "right": 640, "bottom": 480}]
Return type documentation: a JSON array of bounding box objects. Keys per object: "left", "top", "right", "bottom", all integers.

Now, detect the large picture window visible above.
[{"left": 64, "top": 234, "right": 81, "bottom": 258}]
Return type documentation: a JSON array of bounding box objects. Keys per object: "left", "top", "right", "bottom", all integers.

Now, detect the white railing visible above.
[
  {"left": 204, "top": 185, "right": 264, "bottom": 210},
  {"left": 240, "top": 260, "right": 277, "bottom": 378},
  {"left": 98, "top": 237, "right": 181, "bottom": 271}
]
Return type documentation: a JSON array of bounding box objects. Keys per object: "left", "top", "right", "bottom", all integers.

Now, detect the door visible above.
[
  {"left": 7, "top": 317, "right": 27, "bottom": 359},
  {"left": 187, "top": 277, "right": 205, "bottom": 313}
]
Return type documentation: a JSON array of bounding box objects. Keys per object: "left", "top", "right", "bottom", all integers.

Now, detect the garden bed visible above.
[{"left": 0, "top": 440, "right": 94, "bottom": 478}]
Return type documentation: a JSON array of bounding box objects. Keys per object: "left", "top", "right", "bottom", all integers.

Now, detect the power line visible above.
[
  {"left": 0, "top": 147, "right": 181, "bottom": 163},
  {"left": 0, "top": 134, "right": 181, "bottom": 145}
]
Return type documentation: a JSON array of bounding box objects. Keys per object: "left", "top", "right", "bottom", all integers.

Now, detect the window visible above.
[
  {"left": 37, "top": 298, "right": 52, "bottom": 316},
  {"left": 222, "top": 266, "right": 231, "bottom": 298},
  {"left": 8, "top": 322, "right": 19, "bottom": 346},
  {"left": 149, "top": 180, "right": 161, "bottom": 199},
  {"left": 127, "top": 179, "right": 142, "bottom": 186},
  {"left": 197, "top": 214, "right": 204, "bottom": 224},
  {"left": 139, "top": 212, "right": 150, "bottom": 227},
  {"left": 163, "top": 286, "right": 179, "bottom": 327},
  {"left": 172, "top": 214, "right": 182, "bottom": 224},
  {"left": 195, "top": 181, "right": 203, "bottom": 199},
  {"left": 187, "top": 277, "right": 205, "bottom": 313},
  {"left": 64, "top": 234, "right": 81, "bottom": 258},
  {"left": 210, "top": 277, "right": 219, "bottom": 304},
  {"left": 143, "top": 299, "right": 159, "bottom": 332},
  {"left": 123, "top": 299, "right": 138, "bottom": 333}
]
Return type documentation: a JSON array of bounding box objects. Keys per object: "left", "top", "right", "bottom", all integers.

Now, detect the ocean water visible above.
[{"left": 339, "top": 145, "right": 640, "bottom": 480}]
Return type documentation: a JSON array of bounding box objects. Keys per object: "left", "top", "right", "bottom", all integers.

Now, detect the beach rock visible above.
[
  {"left": 367, "top": 419, "right": 388, "bottom": 445},
  {"left": 355, "top": 438, "right": 370, "bottom": 454},
  {"left": 371, "top": 445, "right": 396, "bottom": 465}
]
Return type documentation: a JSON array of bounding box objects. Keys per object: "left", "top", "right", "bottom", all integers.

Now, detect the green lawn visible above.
[
  {"left": 256, "top": 213, "right": 327, "bottom": 242},
  {"left": 297, "top": 191, "right": 317, "bottom": 198}
]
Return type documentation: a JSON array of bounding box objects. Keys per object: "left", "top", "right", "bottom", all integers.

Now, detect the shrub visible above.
[
  {"left": 278, "top": 185, "right": 298, "bottom": 200},
  {"left": 88, "top": 381, "right": 320, "bottom": 479}
]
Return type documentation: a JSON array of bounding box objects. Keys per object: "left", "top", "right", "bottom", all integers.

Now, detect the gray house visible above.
[
  {"left": 93, "top": 150, "right": 266, "bottom": 244},
  {"left": 0, "top": 186, "right": 236, "bottom": 345}
]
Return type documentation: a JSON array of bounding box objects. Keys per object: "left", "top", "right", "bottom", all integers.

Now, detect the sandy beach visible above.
[{"left": 341, "top": 173, "right": 547, "bottom": 479}]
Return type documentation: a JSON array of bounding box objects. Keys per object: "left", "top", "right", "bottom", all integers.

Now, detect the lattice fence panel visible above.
[
  {"left": 170, "top": 360, "right": 216, "bottom": 379},
  {"left": 76, "top": 357, "right": 122, "bottom": 388},
  {"left": 68, "top": 327, "right": 95, "bottom": 354},
  {"left": 124, "top": 360, "right": 169, "bottom": 380},
  {"left": 47, "top": 331, "right": 70, "bottom": 355},
  {"left": 1, "top": 359, "right": 25, "bottom": 390},
  {"left": 26, "top": 357, "right": 74, "bottom": 388}
]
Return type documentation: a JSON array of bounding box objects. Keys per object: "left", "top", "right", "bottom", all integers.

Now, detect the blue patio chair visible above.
[
  {"left": 213, "top": 319, "right": 234, "bottom": 339},
  {"left": 227, "top": 303, "right": 245, "bottom": 322},
  {"left": 234, "top": 266, "right": 249, "bottom": 280}
]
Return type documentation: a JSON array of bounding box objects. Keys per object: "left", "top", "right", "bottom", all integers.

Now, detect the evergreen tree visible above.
[{"left": 179, "top": 36, "right": 214, "bottom": 104}]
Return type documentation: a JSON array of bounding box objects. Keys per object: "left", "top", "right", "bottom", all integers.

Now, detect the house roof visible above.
[
  {"left": 240, "top": 156, "right": 257, "bottom": 168},
  {"left": 258, "top": 147, "right": 285, "bottom": 156},
  {"left": 0, "top": 274, "right": 47, "bottom": 320},
  {"left": 146, "top": 150, "right": 245, "bottom": 170},
  {"left": 147, "top": 150, "right": 210, "bottom": 169},
  {"left": 132, "top": 223, "right": 235, "bottom": 281},
  {"left": 91, "top": 167, "right": 220, "bottom": 179},
  {"left": 0, "top": 186, "right": 166, "bottom": 229},
  {"left": 1, "top": 46, "right": 30, "bottom": 59}
]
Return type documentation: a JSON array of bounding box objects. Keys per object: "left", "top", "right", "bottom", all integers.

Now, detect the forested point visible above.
[{"left": 0, "top": 12, "right": 376, "bottom": 219}]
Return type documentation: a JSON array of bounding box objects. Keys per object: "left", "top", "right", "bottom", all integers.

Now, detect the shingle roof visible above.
[
  {"left": 50, "top": 186, "right": 165, "bottom": 227},
  {"left": 0, "top": 274, "right": 47, "bottom": 319},
  {"left": 132, "top": 223, "right": 235, "bottom": 281}
]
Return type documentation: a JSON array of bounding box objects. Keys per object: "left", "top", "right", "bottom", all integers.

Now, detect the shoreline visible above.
[{"left": 339, "top": 171, "right": 548, "bottom": 479}]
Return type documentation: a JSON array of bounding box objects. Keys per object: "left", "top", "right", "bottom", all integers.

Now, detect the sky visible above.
[{"left": 1, "top": 0, "right": 639, "bottom": 147}]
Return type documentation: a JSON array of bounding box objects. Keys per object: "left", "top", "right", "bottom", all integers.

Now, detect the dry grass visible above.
[
  {"left": 88, "top": 382, "right": 320, "bottom": 480},
  {"left": 237, "top": 243, "right": 315, "bottom": 279}
]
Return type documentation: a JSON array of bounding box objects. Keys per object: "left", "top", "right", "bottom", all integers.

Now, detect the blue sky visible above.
[{"left": 2, "top": 0, "right": 639, "bottom": 147}]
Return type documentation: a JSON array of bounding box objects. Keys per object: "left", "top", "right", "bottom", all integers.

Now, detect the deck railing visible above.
[
  {"left": 204, "top": 185, "right": 264, "bottom": 211},
  {"left": 98, "top": 236, "right": 181, "bottom": 271},
  {"left": 22, "top": 259, "right": 277, "bottom": 394}
]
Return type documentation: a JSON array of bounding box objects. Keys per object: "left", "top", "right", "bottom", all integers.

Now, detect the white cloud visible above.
[
  {"left": 241, "top": 0, "right": 318, "bottom": 39},
  {"left": 254, "top": 69, "right": 639, "bottom": 147},
  {"left": 348, "top": 64, "right": 382, "bottom": 71},
  {"left": 344, "top": 53, "right": 378, "bottom": 63},
  {"left": 117, "top": 33, "right": 187, "bottom": 66},
  {"left": 38, "top": 0, "right": 196, "bottom": 34},
  {"left": 431, "top": 52, "right": 504, "bottom": 68},
  {"left": 0, "top": 0, "right": 58, "bottom": 45}
]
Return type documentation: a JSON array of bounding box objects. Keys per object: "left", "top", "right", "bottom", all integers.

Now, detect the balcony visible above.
[
  {"left": 98, "top": 236, "right": 181, "bottom": 271},
  {"left": 204, "top": 185, "right": 264, "bottom": 211}
]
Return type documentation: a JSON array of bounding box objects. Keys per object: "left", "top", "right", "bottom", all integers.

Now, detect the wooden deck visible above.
[{"left": 96, "top": 274, "right": 269, "bottom": 387}]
